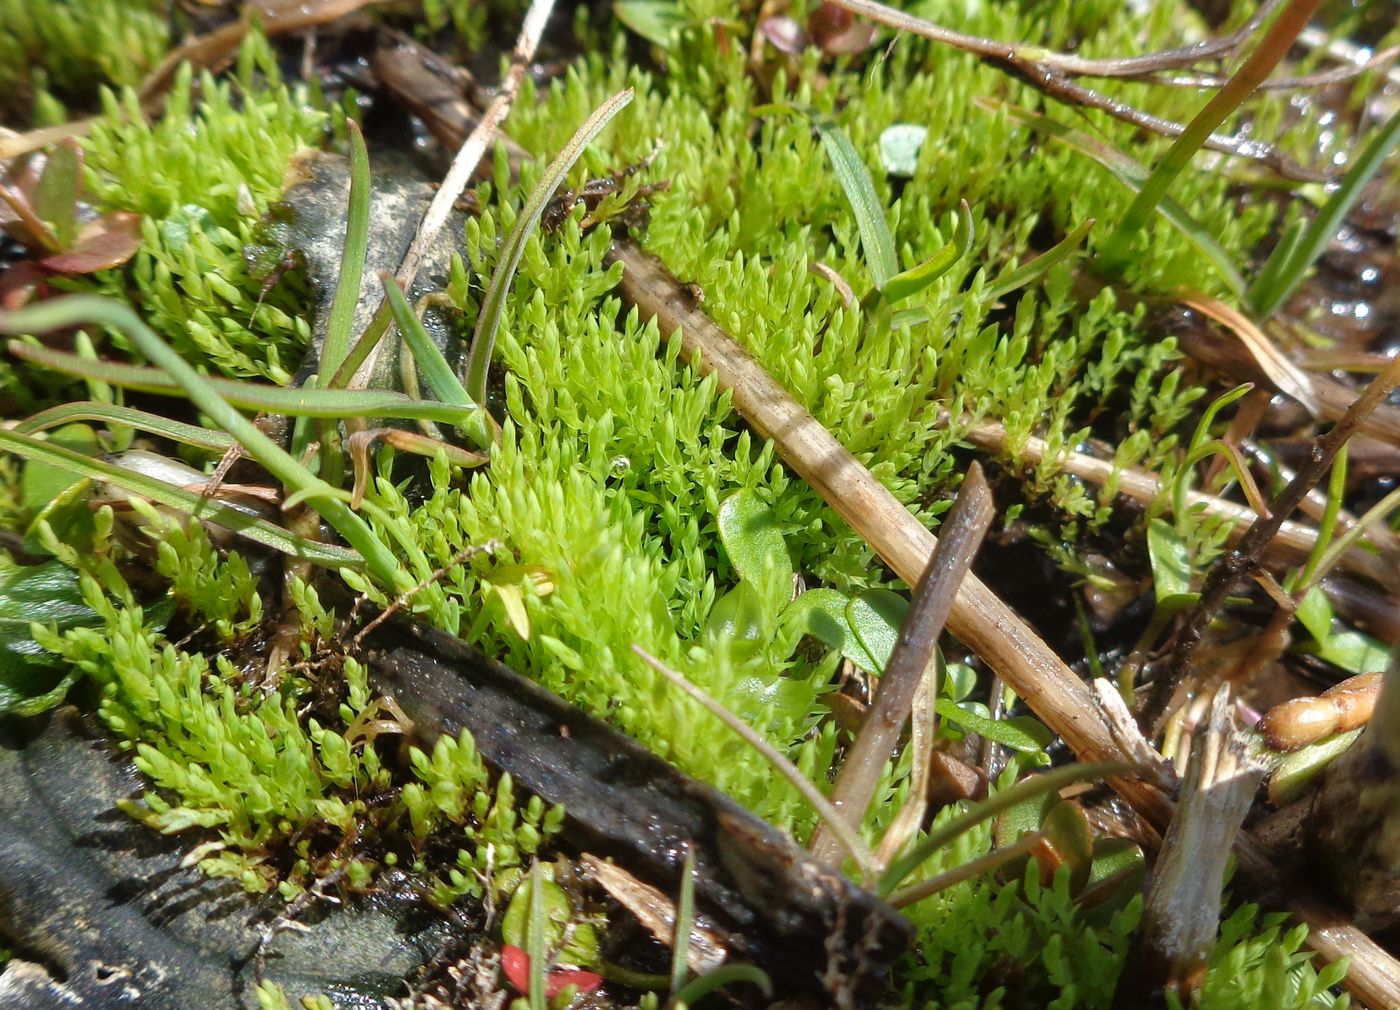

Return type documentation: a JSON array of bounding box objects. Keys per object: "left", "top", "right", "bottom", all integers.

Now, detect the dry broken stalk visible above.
[
  {"left": 609, "top": 238, "right": 1400, "bottom": 1008},
  {"left": 1115, "top": 686, "right": 1264, "bottom": 1008},
  {"left": 808, "top": 462, "right": 993, "bottom": 865}
]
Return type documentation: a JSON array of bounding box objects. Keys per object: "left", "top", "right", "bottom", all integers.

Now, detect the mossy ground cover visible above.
[{"left": 0, "top": 0, "right": 1393, "bottom": 1006}]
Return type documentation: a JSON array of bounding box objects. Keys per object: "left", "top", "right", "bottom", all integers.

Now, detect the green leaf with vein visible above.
[
  {"left": 464, "top": 88, "right": 635, "bottom": 408},
  {"left": 0, "top": 428, "right": 359, "bottom": 566},
  {"left": 8, "top": 341, "right": 475, "bottom": 425},
  {"left": 811, "top": 112, "right": 898, "bottom": 290}
]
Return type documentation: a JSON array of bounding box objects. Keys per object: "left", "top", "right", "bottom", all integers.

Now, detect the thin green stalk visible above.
[
  {"left": 1103, "top": 0, "right": 1325, "bottom": 263},
  {"left": 0, "top": 298, "right": 414, "bottom": 592},
  {"left": 888, "top": 830, "right": 1044, "bottom": 909},
  {"left": 1295, "top": 443, "right": 1347, "bottom": 591},
  {"left": 8, "top": 340, "right": 474, "bottom": 426},
  {"left": 878, "top": 761, "right": 1128, "bottom": 898}
]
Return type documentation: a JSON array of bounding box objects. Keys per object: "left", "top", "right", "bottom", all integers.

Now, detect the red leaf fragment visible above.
[
  {"left": 500, "top": 945, "right": 603, "bottom": 998},
  {"left": 41, "top": 212, "right": 143, "bottom": 274}
]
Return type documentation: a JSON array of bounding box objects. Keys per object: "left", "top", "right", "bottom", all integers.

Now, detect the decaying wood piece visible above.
[
  {"left": 1308, "top": 657, "right": 1400, "bottom": 930},
  {"left": 361, "top": 618, "right": 911, "bottom": 1006},
  {"left": 609, "top": 239, "right": 1400, "bottom": 1008},
  {"left": 1116, "top": 687, "right": 1264, "bottom": 1008}
]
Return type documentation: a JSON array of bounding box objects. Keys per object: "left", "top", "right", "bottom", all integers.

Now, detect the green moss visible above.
[
  {"left": 75, "top": 34, "right": 326, "bottom": 383},
  {"left": 30, "top": 507, "right": 555, "bottom": 899},
  {"left": 0, "top": 0, "right": 169, "bottom": 123}
]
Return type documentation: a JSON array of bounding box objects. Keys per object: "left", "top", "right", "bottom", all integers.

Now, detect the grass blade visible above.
[
  {"left": 671, "top": 964, "right": 772, "bottom": 1007},
  {"left": 996, "top": 100, "right": 1246, "bottom": 296},
  {"left": 1248, "top": 106, "right": 1400, "bottom": 318},
  {"left": 463, "top": 88, "right": 635, "bottom": 408},
  {"left": 319, "top": 118, "right": 371, "bottom": 387},
  {"left": 631, "top": 644, "right": 881, "bottom": 883},
  {"left": 0, "top": 428, "right": 359, "bottom": 566},
  {"left": 9, "top": 340, "right": 477, "bottom": 426},
  {"left": 985, "top": 217, "right": 1095, "bottom": 302},
  {"left": 812, "top": 112, "right": 899, "bottom": 290},
  {"left": 16, "top": 401, "right": 235, "bottom": 451},
  {"left": 1102, "top": 0, "right": 1324, "bottom": 261},
  {"left": 381, "top": 275, "right": 495, "bottom": 448},
  {"left": 0, "top": 297, "right": 412, "bottom": 591},
  {"left": 528, "top": 861, "right": 548, "bottom": 1010},
  {"left": 878, "top": 199, "right": 973, "bottom": 305}
]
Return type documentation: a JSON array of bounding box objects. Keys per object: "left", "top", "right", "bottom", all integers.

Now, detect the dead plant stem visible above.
[{"left": 808, "top": 462, "right": 993, "bottom": 865}]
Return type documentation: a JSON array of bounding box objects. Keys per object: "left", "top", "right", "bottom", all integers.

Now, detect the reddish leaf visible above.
[
  {"left": 501, "top": 945, "right": 529, "bottom": 993},
  {"left": 0, "top": 181, "right": 59, "bottom": 253},
  {"left": 500, "top": 945, "right": 603, "bottom": 998},
  {"left": 41, "top": 212, "right": 142, "bottom": 274},
  {"left": 0, "top": 262, "right": 48, "bottom": 310}
]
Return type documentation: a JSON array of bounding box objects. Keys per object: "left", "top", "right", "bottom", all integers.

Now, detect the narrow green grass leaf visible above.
[
  {"left": 528, "top": 861, "right": 548, "bottom": 1010},
  {"left": 1102, "top": 0, "right": 1323, "bottom": 260},
  {"left": 1249, "top": 106, "right": 1400, "bottom": 318},
  {"left": 8, "top": 341, "right": 476, "bottom": 426},
  {"left": 670, "top": 847, "right": 695, "bottom": 996},
  {"left": 998, "top": 101, "right": 1246, "bottom": 296},
  {"left": 880, "top": 200, "right": 974, "bottom": 305},
  {"left": 319, "top": 118, "right": 371, "bottom": 387},
  {"left": 985, "top": 217, "right": 1095, "bottom": 302},
  {"left": 16, "top": 401, "right": 235, "bottom": 451},
  {"left": 671, "top": 964, "right": 772, "bottom": 1007},
  {"left": 878, "top": 761, "right": 1129, "bottom": 897},
  {"left": 0, "top": 428, "right": 360, "bottom": 566},
  {"left": 812, "top": 112, "right": 898, "bottom": 290},
  {"left": 381, "top": 275, "right": 494, "bottom": 448},
  {"left": 0, "top": 297, "right": 410, "bottom": 590},
  {"left": 464, "top": 88, "right": 635, "bottom": 408}
]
